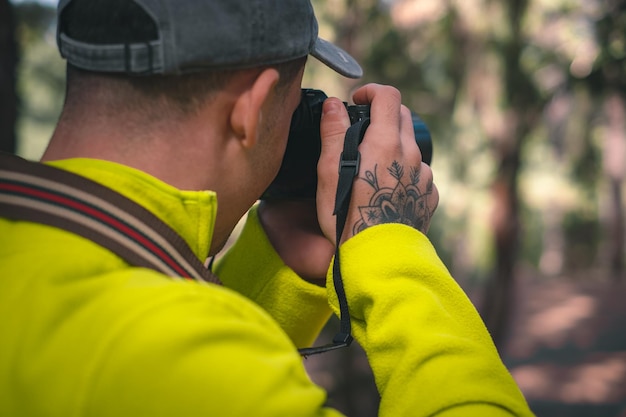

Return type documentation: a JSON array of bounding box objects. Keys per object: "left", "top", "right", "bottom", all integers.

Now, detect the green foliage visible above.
[{"left": 13, "top": 2, "right": 65, "bottom": 159}]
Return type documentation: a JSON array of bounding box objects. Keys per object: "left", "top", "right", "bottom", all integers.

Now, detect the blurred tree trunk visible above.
[
  {"left": 0, "top": 0, "right": 18, "bottom": 154},
  {"left": 479, "top": 0, "right": 540, "bottom": 346},
  {"left": 597, "top": 2, "right": 626, "bottom": 281},
  {"left": 604, "top": 94, "right": 625, "bottom": 281}
]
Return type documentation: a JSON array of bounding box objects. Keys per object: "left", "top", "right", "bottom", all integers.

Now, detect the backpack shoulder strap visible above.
[{"left": 0, "top": 153, "right": 220, "bottom": 285}]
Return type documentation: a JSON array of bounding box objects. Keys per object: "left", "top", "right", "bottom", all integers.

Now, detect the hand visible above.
[
  {"left": 316, "top": 84, "right": 439, "bottom": 245},
  {"left": 257, "top": 200, "right": 334, "bottom": 286}
]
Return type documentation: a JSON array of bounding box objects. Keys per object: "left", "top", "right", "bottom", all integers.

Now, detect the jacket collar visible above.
[{"left": 46, "top": 158, "right": 217, "bottom": 262}]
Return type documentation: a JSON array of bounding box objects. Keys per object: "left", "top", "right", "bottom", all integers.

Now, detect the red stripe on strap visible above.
[{"left": 0, "top": 182, "right": 191, "bottom": 278}]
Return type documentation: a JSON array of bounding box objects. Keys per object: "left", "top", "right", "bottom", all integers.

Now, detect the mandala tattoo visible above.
[{"left": 353, "top": 161, "right": 434, "bottom": 235}]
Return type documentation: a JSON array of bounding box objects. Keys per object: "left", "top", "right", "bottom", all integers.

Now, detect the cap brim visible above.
[{"left": 311, "top": 38, "right": 363, "bottom": 79}]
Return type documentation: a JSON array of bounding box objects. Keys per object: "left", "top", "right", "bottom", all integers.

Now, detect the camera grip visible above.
[{"left": 261, "top": 89, "right": 432, "bottom": 201}]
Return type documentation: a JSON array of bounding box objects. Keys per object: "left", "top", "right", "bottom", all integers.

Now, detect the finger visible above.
[
  {"left": 319, "top": 98, "right": 350, "bottom": 146},
  {"left": 400, "top": 105, "right": 422, "bottom": 163},
  {"left": 352, "top": 84, "right": 402, "bottom": 133},
  {"left": 400, "top": 105, "right": 414, "bottom": 148},
  {"left": 317, "top": 97, "right": 351, "bottom": 242},
  {"left": 420, "top": 163, "right": 438, "bottom": 219},
  {"left": 430, "top": 180, "right": 439, "bottom": 215}
]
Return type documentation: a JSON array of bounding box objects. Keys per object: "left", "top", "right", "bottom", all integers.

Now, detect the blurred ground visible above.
[
  {"left": 305, "top": 270, "right": 626, "bottom": 417},
  {"left": 501, "top": 269, "right": 626, "bottom": 417}
]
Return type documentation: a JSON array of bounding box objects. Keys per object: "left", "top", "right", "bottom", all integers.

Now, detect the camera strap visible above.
[
  {"left": 298, "top": 118, "right": 370, "bottom": 357},
  {"left": 0, "top": 152, "right": 220, "bottom": 285}
]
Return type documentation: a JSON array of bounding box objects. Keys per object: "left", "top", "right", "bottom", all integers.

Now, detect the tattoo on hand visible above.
[{"left": 353, "top": 161, "right": 434, "bottom": 235}]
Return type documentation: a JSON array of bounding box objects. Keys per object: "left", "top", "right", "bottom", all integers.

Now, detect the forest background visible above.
[{"left": 1, "top": 0, "right": 625, "bottom": 416}]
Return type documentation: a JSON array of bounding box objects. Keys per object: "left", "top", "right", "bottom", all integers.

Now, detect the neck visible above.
[
  {"left": 42, "top": 99, "right": 257, "bottom": 257},
  {"left": 43, "top": 106, "right": 220, "bottom": 192}
]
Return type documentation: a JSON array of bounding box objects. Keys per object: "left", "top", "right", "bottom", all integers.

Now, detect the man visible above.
[{"left": 0, "top": 0, "right": 534, "bottom": 416}]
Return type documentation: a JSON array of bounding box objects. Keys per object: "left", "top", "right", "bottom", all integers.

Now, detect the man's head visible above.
[
  {"left": 48, "top": 0, "right": 362, "bottom": 254},
  {"left": 58, "top": 0, "right": 316, "bottom": 120},
  {"left": 53, "top": 0, "right": 362, "bottom": 152}
]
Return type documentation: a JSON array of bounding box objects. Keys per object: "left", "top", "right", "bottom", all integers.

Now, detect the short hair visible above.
[{"left": 61, "top": 0, "right": 305, "bottom": 116}]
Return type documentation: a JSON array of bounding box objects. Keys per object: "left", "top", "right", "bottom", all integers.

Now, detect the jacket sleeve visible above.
[
  {"left": 214, "top": 205, "right": 332, "bottom": 349},
  {"left": 328, "top": 224, "right": 535, "bottom": 417}
]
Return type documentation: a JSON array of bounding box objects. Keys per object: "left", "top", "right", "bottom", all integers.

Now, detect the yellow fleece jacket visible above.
[{"left": 0, "top": 158, "right": 533, "bottom": 416}]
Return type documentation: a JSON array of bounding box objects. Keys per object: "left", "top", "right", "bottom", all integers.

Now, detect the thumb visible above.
[{"left": 317, "top": 98, "right": 351, "bottom": 244}]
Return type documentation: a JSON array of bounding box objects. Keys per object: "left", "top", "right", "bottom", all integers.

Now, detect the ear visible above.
[{"left": 230, "top": 68, "right": 280, "bottom": 149}]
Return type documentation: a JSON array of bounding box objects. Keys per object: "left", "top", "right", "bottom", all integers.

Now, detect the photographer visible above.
[{"left": 0, "top": 0, "right": 533, "bottom": 416}]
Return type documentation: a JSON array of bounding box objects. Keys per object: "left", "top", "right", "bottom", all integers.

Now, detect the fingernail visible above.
[{"left": 323, "top": 99, "right": 341, "bottom": 115}]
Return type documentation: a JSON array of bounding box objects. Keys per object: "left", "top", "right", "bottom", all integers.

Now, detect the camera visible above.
[{"left": 261, "top": 89, "right": 432, "bottom": 200}]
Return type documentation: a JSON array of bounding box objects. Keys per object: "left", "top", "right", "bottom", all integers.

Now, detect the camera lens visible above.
[{"left": 412, "top": 113, "right": 432, "bottom": 165}]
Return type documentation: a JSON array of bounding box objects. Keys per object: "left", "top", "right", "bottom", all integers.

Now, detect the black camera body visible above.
[{"left": 261, "top": 89, "right": 432, "bottom": 200}]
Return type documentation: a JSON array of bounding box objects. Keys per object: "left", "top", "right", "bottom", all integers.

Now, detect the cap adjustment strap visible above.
[{"left": 59, "top": 33, "right": 163, "bottom": 74}]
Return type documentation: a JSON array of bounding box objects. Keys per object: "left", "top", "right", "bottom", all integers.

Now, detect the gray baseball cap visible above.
[{"left": 56, "top": 0, "right": 363, "bottom": 78}]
